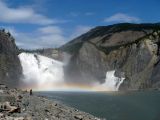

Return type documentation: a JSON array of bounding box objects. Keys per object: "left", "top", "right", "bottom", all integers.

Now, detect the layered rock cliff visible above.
[
  {"left": 60, "top": 23, "right": 160, "bottom": 90},
  {"left": 0, "top": 30, "right": 22, "bottom": 88}
]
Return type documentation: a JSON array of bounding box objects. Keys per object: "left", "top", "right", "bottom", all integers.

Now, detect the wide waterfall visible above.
[
  {"left": 18, "top": 53, "right": 124, "bottom": 91},
  {"left": 18, "top": 53, "right": 64, "bottom": 90}
]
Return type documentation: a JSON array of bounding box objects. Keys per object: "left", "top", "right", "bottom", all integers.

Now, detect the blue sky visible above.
[{"left": 0, "top": 0, "right": 160, "bottom": 49}]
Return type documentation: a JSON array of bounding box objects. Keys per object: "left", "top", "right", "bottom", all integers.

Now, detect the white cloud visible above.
[
  {"left": 70, "top": 25, "right": 92, "bottom": 39},
  {"left": 104, "top": 13, "right": 140, "bottom": 23},
  {"left": 5, "top": 26, "right": 66, "bottom": 49},
  {"left": 3, "top": 25, "right": 92, "bottom": 49},
  {"left": 0, "top": 0, "right": 60, "bottom": 25},
  {"left": 38, "top": 26, "right": 62, "bottom": 34}
]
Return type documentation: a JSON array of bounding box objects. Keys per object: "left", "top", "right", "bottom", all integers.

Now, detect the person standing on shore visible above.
[{"left": 30, "top": 89, "right": 32, "bottom": 95}]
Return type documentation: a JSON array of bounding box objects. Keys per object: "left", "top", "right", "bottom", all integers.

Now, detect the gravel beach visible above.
[{"left": 0, "top": 84, "right": 102, "bottom": 120}]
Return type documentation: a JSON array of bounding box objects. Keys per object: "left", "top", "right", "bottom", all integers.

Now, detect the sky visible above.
[{"left": 0, "top": 0, "right": 160, "bottom": 49}]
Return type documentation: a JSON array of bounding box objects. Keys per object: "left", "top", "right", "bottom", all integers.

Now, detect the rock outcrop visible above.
[
  {"left": 0, "top": 29, "right": 22, "bottom": 88},
  {"left": 60, "top": 23, "right": 160, "bottom": 90}
]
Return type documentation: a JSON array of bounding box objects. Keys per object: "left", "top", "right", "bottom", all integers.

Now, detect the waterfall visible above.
[
  {"left": 18, "top": 53, "right": 64, "bottom": 90},
  {"left": 18, "top": 53, "right": 124, "bottom": 91},
  {"left": 102, "top": 71, "right": 125, "bottom": 91}
]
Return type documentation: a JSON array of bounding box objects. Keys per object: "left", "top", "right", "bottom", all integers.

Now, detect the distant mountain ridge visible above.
[{"left": 20, "top": 48, "right": 62, "bottom": 60}]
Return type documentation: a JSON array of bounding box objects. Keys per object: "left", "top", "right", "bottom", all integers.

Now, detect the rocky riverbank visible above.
[{"left": 0, "top": 84, "right": 102, "bottom": 120}]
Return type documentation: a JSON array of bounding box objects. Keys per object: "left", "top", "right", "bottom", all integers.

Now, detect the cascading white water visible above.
[
  {"left": 18, "top": 53, "right": 124, "bottom": 91},
  {"left": 102, "top": 70, "right": 125, "bottom": 91},
  {"left": 18, "top": 53, "right": 64, "bottom": 90}
]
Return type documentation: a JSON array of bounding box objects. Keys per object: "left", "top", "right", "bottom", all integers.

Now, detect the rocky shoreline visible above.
[{"left": 0, "top": 84, "right": 102, "bottom": 120}]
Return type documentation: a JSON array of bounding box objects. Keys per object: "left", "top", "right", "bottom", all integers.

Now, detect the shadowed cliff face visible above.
[
  {"left": 60, "top": 23, "right": 160, "bottom": 90},
  {"left": 0, "top": 30, "right": 22, "bottom": 88}
]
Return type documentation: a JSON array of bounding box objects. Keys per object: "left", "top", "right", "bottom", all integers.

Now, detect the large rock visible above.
[
  {"left": 0, "top": 30, "right": 22, "bottom": 88},
  {"left": 60, "top": 23, "right": 160, "bottom": 90}
]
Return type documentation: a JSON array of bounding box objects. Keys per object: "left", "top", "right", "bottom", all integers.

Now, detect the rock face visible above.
[
  {"left": 0, "top": 30, "right": 22, "bottom": 88},
  {"left": 60, "top": 23, "right": 160, "bottom": 90}
]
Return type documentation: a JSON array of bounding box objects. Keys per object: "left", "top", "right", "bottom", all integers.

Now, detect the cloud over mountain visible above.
[{"left": 104, "top": 13, "right": 140, "bottom": 23}]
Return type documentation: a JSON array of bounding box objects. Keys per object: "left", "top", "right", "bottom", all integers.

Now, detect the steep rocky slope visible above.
[
  {"left": 60, "top": 23, "right": 160, "bottom": 90},
  {"left": 0, "top": 30, "right": 22, "bottom": 88}
]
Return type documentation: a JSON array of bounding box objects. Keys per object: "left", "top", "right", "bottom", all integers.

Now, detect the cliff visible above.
[
  {"left": 60, "top": 23, "right": 160, "bottom": 90},
  {"left": 0, "top": 29, "right": 22, "bottom": 88}
]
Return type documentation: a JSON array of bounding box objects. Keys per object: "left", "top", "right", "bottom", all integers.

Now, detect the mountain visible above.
[
  {"left": 1, "top": 23, "right": 160, "bottom": 90},
  {"left": 60, "top": 23, "right": 160, "bottom": 90},
  {"left": 0, "top": 29, "right": 22, "bottom": 88}
]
